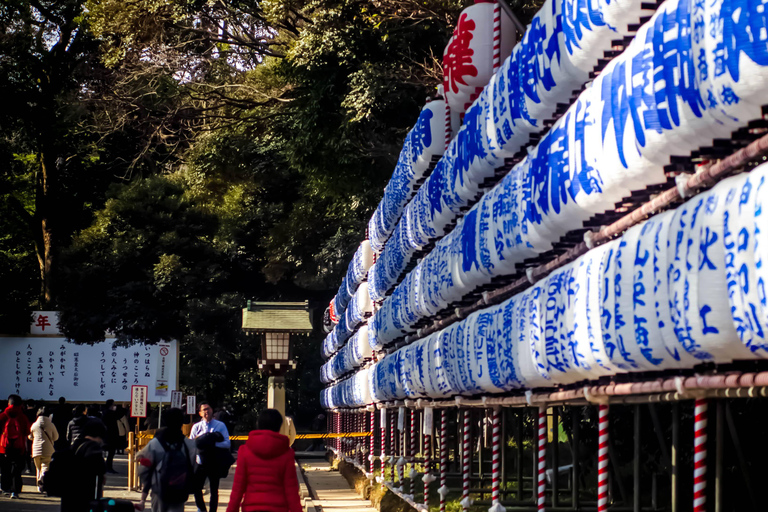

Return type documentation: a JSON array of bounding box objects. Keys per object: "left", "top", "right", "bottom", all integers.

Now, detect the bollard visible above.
[{"left": 127, "top": 432, "right": 134, "bottom": 491}]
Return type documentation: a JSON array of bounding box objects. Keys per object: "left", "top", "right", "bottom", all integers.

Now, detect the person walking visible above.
[
  {"left": 101, "top": 400, "right": 120, "bottom": 473},
  {"left": 189, "top": 401, "right": 230, "bottom": 512},
  {"left": 67, "top": 405, "right": 90, "bottom": 445},
  {"left": 0, "top": 394, "right": 32, "bottom": 499},
  {"left": 116, "top": 405, "right": 131, "bottom": 454},
  {"left": 51, "top": 398, "right": 73, "bottom": 451},
  {"left": 60, "top": 421, "right": 107, "bottom": 512},
  {"left": 136, "top": 408, "right": 197, "bottom": 512},
  {"left": 225, "top": 409, "right": 302, "bottom": 512},
  {"left": 28, "top": 406, "right": 59, "bottom": 493}
]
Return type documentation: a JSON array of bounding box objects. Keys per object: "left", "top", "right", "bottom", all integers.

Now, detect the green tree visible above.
[{"left": 0, "top": 0, "right": 103, "bottom": 306}]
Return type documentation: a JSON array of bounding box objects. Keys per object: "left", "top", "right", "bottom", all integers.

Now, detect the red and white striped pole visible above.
[
  {"left": 360, "top": 411, "right": 365, "bottom": 467},
  {"left": 390, "top": 407, "right": 397, "bottom": 485},
  {"left": 461, "top": 409, "right": 472, "bottom": 511},
  {"left": 423, "top": 407, "right": 435, "bottom": 506},
  {"left": 694, "top": 399, "right": 708, "bottom": 512},
  {"left": 409, "top": 409, "right": 418, "bottom": 496},
  {"left": 398, "top": 407, "right": 406, "bottom": 490},
  {"left": 335, "top": 411, "right": 340, "bottom": 454},
  {"left": 490, "top": 407, "right": 503, "bottom": 512},
  {"left": 598, "top": 404, "right": 610, "bottom": 512},
  {"left": 444, "top": 102, "right": 452, "bottom": 149},
  {"left": 369, "top": 409, "right": 375, "bottom": 477},
  {"left": 537, "top": 406, "right": 547, "bottom": 512},
  {"left": 380, "top": 408, "right": 388, "bottom": 480},
  {"left": 492, "top": 1, "right": 502, "bottom": 72},
  {"left": 439, "top": 409, "right": 448, "bottom": 512}
]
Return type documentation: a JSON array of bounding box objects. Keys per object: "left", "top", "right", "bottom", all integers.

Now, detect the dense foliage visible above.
[{"left": 0, "top": 0, "right": 464, "bottom": 423}]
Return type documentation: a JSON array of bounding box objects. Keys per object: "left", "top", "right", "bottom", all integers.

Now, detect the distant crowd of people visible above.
[{"left": 0, "top": 394, "right": 303, "bottom": 512}]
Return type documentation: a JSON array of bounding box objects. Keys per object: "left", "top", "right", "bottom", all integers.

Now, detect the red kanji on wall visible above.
[
  {"left": 443, "top": 13, "right": 478, "bottom": 95},
  {"left": 35, "top": 315, "right": 51, "bottom": 331}
]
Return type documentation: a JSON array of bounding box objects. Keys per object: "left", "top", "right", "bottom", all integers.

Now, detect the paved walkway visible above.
[
  {"left": 298, "top": 459, "right": 377, "bottom": 512},
  {"left": 0, "top": 453, "right": 234, "bottom": 512}
]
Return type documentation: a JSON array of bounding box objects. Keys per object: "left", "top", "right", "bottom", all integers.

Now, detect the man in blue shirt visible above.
[{"left": 189, "top": 401, "right": 230, "bottom": 512}]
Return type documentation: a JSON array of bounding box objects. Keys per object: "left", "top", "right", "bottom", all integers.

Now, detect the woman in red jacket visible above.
[{"left": 225, "top": 409, "right": 302, "bottom": 512}]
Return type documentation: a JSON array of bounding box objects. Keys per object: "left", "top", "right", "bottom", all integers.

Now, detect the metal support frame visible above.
[{"left": 342, "top": 393, "right": 768, "bottom": 512}]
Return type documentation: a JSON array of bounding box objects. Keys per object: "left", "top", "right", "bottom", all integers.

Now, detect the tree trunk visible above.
[{"left": 36, "top": 150, "right": 57, "bottom": 309}]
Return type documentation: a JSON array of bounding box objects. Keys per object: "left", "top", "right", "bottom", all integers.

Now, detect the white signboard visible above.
[
  {"left": 0, "top": 337, "right": 178, "bottom": 402},
  {"left": 171, "top": 390, "right": 183, "bottom": 409},
  {"left": 131, "top": 385, "right": 148, "bottom": 418},
  {"left": 155, "top": 343, "right": 171, "bottom": 396},
  {"left": 186, "top": 395, "right": 196, "bottom": 415},
  {"left": 30, "top": 311, "right": 61, "bottom": 335}
]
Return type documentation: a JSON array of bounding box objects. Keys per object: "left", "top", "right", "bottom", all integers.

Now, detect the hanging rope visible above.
[
  {"left": 461, "top": 409, "right": 472, "bottom": 511},
  {"left": 694, "top": 399, "right": 708, "bottom": 512},
  {"left": 538, "top": 406, "right": 547, "bottom": 512},
  {"left": 598, "top": 404, "right": 610, "bottom": 512},
  {"left": 439, "top": 409, "right": 448, "bottom": 512}
]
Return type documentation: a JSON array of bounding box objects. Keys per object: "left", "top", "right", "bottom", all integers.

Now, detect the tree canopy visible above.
[{"left": 1, "top": 0, "right": 466, "bottom": 424}]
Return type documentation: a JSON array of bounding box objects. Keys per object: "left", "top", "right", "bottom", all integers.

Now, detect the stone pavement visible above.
[
  {"left": 0, "top": 453, "right": 234, "bottom": 512},
  {"left": 298, "top": 458, "right": 377, "bottom": 512}
]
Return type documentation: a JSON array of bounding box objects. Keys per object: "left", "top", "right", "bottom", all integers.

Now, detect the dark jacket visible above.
[
  {"left": 67, "top": 416, "right": 90, "bottom": 444},
  {"left": 225, "top": 430, "right": 301, "bottom": 512},
  {"left": 52, "top": 404, "right": 73, "bottom": 449},
  {"left": 0, "top": 404, "right": 31, "bottom": 454},
  {"left": 61, "top": 438, "right": 106, "bottom": 512}
]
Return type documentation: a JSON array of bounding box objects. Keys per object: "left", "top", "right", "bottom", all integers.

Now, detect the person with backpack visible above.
[
  {"left": 0, "top": 394, "right": 32, "bottom": 499},
  {"left": 59, "top": 421, "right": 108, "bottom": 512},
  {"left": 136, "top": 408, "right": 197, "bottom": 512},
  {"left": 225, "top": 409, "right": 302, "bottom": 512},
  {"left": 28, "top": 406, "right": 59, "bottom": 492}
]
